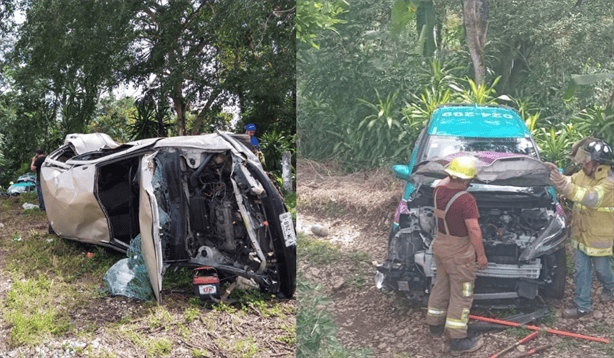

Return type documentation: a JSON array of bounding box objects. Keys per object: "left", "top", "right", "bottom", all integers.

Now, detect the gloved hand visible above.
[
  {"left": 544, "top": 162, "right": 559, "bottom": 172},
  {"left": 549, "top": 169, "right": 571, "bottom": 195}
]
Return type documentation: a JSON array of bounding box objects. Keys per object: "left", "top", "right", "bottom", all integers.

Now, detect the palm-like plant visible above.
[
  {"left": 450, "top": 77, "right": 503, "bottom": 104},
  {"left": 533, "top": 125, "right": 582, "bottom": 166},
  {"left": 571, "top": 105, "right": 614, "bottom": 146}
]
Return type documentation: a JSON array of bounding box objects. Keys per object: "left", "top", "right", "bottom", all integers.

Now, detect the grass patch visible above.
[
  {"left": 145, "top": 337, "right": 173, "bottom": 357},
  {"left": 229, "top": 288, "right": 287, "bottom": 318},
  {"left": 297, "top": 232, "right": 343, "bottom": 265},
  {"left": 184, "top": 307, "right": 201, "bottom": 323},
  {"left": 277, "top": 323, "right": 296, "bottom": 346},
  {"left": 2, "top": 275, "right": 74, "bottom": 346},
  {"left": 347, "top": 250, "right": 370, "bottom": 263},
  {"left": 218, "top": 336, "right": 264, "bottom": 358},
  {"left": 345, "top": 274, "right": 367, "bottom": 289},
  {"left": 191, "top": 348, "right": 209, "bottom": 357},
  {"left": 297, "top": 278, "right": 371, "bottom": 358},
  {"left": 148, "top": 305, "right": 174, "bottom": 330}
]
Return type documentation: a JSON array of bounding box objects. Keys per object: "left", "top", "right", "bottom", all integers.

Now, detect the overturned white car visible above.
[{"left": 41, "top": 133, "right": 296, "bottom": 301}]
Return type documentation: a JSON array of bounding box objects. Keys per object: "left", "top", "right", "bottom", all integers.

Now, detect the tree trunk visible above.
[
  {"left": 463, "top": 0, "right": 488, "bottom": 86},
  {"left": 190, "top": 88, "right": 221, "bottom": 135},
  {"left": 173, "top": 84, "right": 185, "bottom": 136}
]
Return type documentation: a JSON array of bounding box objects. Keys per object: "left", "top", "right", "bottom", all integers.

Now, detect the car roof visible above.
[{"left": 427, "top": 104, "right": 531, "bottom": 138}]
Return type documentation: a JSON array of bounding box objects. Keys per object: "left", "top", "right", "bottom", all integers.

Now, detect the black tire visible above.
[
  {"left": 248, "top": 162, "right": 296, "bottom": 299},
  {"left": 542, "top": 248, "right": 566, "bottom": 298}
]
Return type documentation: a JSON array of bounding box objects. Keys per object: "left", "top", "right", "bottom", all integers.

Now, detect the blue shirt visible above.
[{"left": 251, "top": 136, "right": 260, "bottom": 149}]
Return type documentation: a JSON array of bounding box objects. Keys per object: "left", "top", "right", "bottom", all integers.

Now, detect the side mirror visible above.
[{"left": 392, "top": 165, "right": 411, "bottom": 181}]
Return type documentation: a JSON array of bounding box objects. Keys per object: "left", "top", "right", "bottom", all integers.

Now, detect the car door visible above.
[{"left": 138, "top": 152, "right": 164, "bottom": 302}]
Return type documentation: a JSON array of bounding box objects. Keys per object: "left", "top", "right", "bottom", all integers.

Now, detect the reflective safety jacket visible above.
[{"left": 563, "top": 165, "right": 614, "bottom": 256}]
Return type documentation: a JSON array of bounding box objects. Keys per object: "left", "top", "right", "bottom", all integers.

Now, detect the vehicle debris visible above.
[
  {"left": 103, "top": 235, "right": 155, "bottom": 301},
  {"left": 22, "top": 203, "right": 39, "bottom": 210}
]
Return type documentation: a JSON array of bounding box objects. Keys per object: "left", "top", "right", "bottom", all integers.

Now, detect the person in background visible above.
[
  {"left": 245, "top": 123, "right": 260, "bottom": 150},
  {"left": 546, "top": 138, "right": 614, "bottom": 318},
  {"left": 30, "top": 148, "right": 46, "bottom": 212}
]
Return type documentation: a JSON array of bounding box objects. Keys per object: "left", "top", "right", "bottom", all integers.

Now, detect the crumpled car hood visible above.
[
  {"left": 65, "top": 133, "right": 120, "bottom": 154},
  {"left": 413, "top": 152, "right": 551, "bottom": 186}
]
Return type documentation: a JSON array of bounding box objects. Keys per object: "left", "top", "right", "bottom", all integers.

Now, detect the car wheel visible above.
[{"left": 542, "top": 248, "right": 566, "bottom": 298}]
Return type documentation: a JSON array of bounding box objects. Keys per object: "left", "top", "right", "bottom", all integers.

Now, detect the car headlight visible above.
[{"left": 519, "top": 214, "right": 568, "bottom": 261}]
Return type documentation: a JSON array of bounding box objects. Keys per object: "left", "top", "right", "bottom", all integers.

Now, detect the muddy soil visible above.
[{"left": 297, "top": 159, "right": 614, "bottom": 358}]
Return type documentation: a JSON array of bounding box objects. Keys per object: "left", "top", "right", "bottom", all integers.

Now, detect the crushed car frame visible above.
[{"left": 41, "top": 132, "right": 296, "bottom": 301}]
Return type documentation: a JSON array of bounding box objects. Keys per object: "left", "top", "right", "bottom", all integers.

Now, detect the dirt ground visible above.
[{"left": 297, "top": 159, "right": 614, "bottom": 358}]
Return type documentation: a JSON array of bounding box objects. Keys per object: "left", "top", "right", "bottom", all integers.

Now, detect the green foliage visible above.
[
  {"left": 260, "top": 131, "right": 296, "bottom": 177},
  {"left": 161, "top": 267, "right": 193, "bottom": 291},
  {"left": 450, "top": 77, "right": 503, "bottom": 105},
  {"left": 298, "top": 0, "right": 614, "bottom": 173},
  {"left": 296, "top": 1, "right": 349, "bottom": 49},
  {"left": 571, "top": 106, "right": 614, "bottom": 147},
  {"left": 129, "top": 93, "right": 174, "bottom": 140},
  {"left": 88, "top": 97, "right": 136, "bottom": 143},
  {"left": 297, "top": 279, "right": 370, "bottom": 358},
  {"left": 533, "top": 125, "right": 582, "bottom": 166}
]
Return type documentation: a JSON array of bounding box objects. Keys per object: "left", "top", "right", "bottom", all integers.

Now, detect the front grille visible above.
[{"left": 485, "top": 244, "right": 518, "bottom": 265}]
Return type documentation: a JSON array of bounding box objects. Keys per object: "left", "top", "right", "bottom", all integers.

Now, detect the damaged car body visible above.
[
  {"left": 376, "top": 104, "right": 569, "bottom": 306},
  {"left": 40, "top": 133, "right": 296, "bottom": 302}
]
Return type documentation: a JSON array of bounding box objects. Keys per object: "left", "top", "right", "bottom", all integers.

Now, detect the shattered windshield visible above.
[{"left": 421, "top": 136, "right": 538, "bottom": 162}]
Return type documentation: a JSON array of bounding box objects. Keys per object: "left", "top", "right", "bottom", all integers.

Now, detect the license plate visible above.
[
  {"left": 279, "top": 212, "right": 296, "bottom": 247},
  {"left": 198, "top": 284, "right": 217, "bottom": 295},
  {"left": 398, "top": 281, "right": 409, "bottom": 291}
]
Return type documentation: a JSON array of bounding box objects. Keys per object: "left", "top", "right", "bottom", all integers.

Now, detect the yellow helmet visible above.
[{"left": 445, "top": 156, "right": 477, "bottom": 179}]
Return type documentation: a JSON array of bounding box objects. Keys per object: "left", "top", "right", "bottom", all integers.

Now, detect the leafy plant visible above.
[
  {"left": 260, "top": 130, "right": 296, "bottom": 179},
  {"left": 571, "top": 106, "right": 614, "bottom": 147},
  {"left": 533, "top": 125, "right": 581, "bottom": 166},
  {"left": 297, "top": 279, "right": 371, "bottom": 358},
  {"left": 450, "top": 77, "right": 504, "bottom": 104}
]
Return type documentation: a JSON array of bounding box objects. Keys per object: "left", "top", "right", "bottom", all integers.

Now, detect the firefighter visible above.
[
  {"left": 426, "top": 155, "right": 488, "bottom": 355},
  {"left": 546, "top": 138, "right": 614, "bottom": 318}
]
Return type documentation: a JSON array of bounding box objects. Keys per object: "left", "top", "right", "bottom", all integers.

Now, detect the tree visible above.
[
  {"left": 10, "top": 0, "right": 137, "bottom": 134},
  {"left": 463, "top": 0, "right": 488, "bottom": 85},
  {"left": 296, "top": 1, "right": 348, "bottom": 49},
  {"left": 8, "top": 0, "right": 295, "bottom": 139}
]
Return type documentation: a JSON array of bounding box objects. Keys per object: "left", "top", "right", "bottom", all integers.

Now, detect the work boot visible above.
[
  {"left": 562, "top": 307, "right": 590, "bottom": 319},
  {"left": 600, "top": 289, "right": 613, "bottom": 303},
  {"left": 429, "top": 324, "right": 444, "bottom": 337},
  {"left": 449, "top": 336, "right": 483, "bottom": 356}
]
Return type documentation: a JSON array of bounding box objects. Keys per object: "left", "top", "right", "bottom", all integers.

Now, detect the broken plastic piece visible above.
[{"left": 103, "top": 235, "right": 155, "bottom": 301}]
